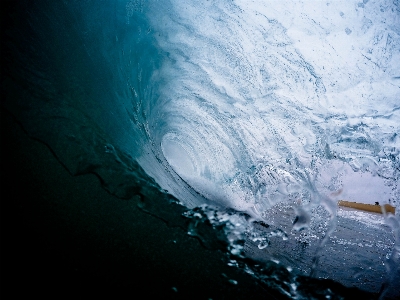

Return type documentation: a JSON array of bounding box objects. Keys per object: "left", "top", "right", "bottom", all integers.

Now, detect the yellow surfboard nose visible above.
[{"left": 338, "top": 200, "right": 396, "bottom": 214}]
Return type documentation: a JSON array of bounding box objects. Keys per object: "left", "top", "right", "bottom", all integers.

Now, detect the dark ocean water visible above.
[{"left": 2, "top": 0, "right": 399, "bottom": 299}]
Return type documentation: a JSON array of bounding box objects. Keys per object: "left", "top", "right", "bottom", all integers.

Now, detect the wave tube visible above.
[{"left": 2, "top": 0, "right": 399, "bottom": 298}]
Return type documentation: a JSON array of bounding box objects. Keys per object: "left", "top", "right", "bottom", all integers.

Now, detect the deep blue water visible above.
[{"left": 2, "top": 0, "right": 399, "bottom": 298}]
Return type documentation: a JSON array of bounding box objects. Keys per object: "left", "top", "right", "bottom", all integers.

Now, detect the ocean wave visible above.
[{"left": 2, "top": 0, "right": 399, "bottom": 298}]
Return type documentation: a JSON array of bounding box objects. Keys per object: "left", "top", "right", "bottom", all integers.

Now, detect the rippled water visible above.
[{"left": 2, "top": 0, "right": 399, "bottom": 298}]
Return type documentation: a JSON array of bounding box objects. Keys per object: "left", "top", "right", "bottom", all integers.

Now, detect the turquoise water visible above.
[{"left": 2, "top": 0, "right": 399, "bottom": 298}]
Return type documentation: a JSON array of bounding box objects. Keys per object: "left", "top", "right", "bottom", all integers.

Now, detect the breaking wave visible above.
[{"left": 2, "top": 0, "right": 399, "bottom": 298}]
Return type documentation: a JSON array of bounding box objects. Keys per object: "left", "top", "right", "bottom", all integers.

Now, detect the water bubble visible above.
[
  {"left": 292, "top": 210, "right": 311, "bottom": 231},
  {"left": 258, "top": 240, "right": 269, "bottom": 249}
]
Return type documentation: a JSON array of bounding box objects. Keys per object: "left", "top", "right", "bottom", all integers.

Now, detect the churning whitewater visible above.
[
  {"left": 139, "top": 0, "right": 399, "bottom": 214},
  {"left": 130, "top": 1, "right": 400, "bottom": 296}
]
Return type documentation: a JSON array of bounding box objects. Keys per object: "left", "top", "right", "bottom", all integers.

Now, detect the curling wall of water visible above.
[
  {"left": 136, "top": 2, "right": 400, "bottom": 295},
  {"left": 139, "top": 0, "right": 399, "bottom": 217}
]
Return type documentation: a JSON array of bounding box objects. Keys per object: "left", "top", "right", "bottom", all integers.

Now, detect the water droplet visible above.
[{"left": 228, "top": 279, "right": 238, "bottom": 285}]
